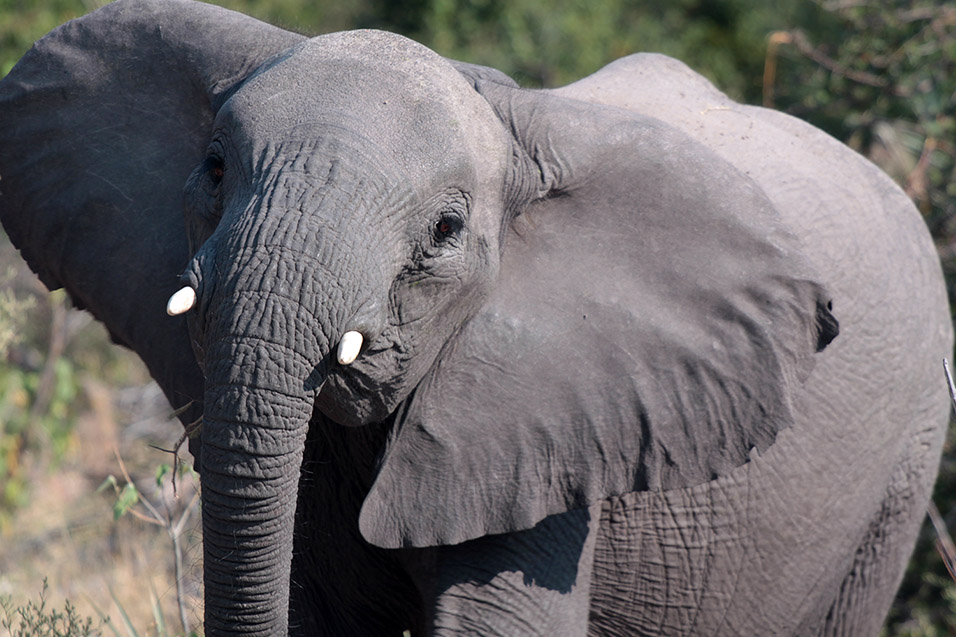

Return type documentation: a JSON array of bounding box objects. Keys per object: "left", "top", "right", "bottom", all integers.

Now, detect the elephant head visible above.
[{"left": 0, "top": 1, "right": 837, "bottom": 634}]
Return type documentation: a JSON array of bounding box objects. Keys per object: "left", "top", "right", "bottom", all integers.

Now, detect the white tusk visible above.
[
  {"left": 166, "top": 286, "right": 197, "bottom": 316},
  {"left": 337, "top": 331, "right": 364, "bottom": 365}
]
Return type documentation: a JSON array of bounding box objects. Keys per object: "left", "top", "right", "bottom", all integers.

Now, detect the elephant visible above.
[{"left": 0, "top": 0, "right": 951, "bottom": 635}]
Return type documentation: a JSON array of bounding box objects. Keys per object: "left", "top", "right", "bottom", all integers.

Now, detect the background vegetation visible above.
[{"left": 1, "top": 0, "right": 954, "bottom": 634}]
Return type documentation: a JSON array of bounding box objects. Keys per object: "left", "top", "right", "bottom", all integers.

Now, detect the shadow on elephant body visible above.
[
  {"left": 289, "top": 414, "right": 423, "bottom": 635},
  {"left": 290, "top": 411, "right": 592, "bottom": 635},
  {"left": 432, "top": 508, "right": 593, "bottom": 595}
]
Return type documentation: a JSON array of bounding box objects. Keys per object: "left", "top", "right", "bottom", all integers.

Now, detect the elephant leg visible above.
[
  {"left": 289, "top": 417, "right": 424, "bottom": 636},
  {"left": 412, "top": 503, "right": 602, "bottom": 636}
]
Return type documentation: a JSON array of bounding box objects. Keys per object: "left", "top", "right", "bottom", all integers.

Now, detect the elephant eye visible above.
[
  {"left": 433, "top": 213, "right": 463, "bottom": 243},
  {"left": 204, "top": 156, "right": 224, "bottom": 186}
]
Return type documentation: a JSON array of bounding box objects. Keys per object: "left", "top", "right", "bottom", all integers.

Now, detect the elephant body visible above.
[
  {"left": 557, "top": 54, "right": 952, "bottom": 635},
  {"left": 285, "top": 57, "right": 951, "bottom": 635},
  {"left": 0, "top": 2, "right": 949, "bottom": 635}
]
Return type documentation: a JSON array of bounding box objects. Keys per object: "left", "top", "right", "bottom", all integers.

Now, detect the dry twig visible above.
[
  {"left": 108, "top": 444, "right": 199, "bottom": 633},
  {"left": 904, "top": 136, "right": 938, "bottom": 204},
  {"left": 149, "top": 402, "right": 201, "bottom": 496}
]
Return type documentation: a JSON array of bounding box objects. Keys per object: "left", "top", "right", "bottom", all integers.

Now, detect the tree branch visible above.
[{"left": 788, "top": 29, "right": 892, "bottom": 89}]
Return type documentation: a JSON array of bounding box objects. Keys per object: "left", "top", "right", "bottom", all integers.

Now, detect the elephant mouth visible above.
[{"left": 315, "top": 334, "right": 414, "bottom": 427}]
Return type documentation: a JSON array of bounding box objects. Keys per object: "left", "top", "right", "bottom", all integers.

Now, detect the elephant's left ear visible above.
[{"left": 360, "top": 79, "right": 838, "bottom": 549}]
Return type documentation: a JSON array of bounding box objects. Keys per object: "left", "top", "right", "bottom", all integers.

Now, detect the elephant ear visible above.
[
  {"left": 0, "top": 0, "right": 303, "bottom": 437},
  {"left": 360, "top": 78, "right": 838, "bottom": 549}
]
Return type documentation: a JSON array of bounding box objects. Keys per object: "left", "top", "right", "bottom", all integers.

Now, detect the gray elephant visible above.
[{"left": 0, "top": 1, "right": 950, "bottom": 635}]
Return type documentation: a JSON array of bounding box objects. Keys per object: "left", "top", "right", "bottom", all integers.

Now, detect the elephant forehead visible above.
[
  {"left": 302, "top": 29, "right": 459, "bottom": 88},
  {"left": 224, "top": 31, "right": 508, "bottom": 184}
]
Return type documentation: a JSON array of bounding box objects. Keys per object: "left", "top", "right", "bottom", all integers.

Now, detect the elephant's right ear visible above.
[
  {"left": 361, "top": 78, "right": 838, "bottom": 549},
  {"left": 0, "top": 0, "right": 303, "bottom": 433}
]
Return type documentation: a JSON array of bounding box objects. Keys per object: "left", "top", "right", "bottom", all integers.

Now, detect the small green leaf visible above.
[
  {"left": 112, "top": 483, "right": 139, "bottom": 520},
  {"left": 96, "top": 475, "right": 118, "bottom": 494},
  {"left": 155, "top": 463, "right": 172, "bottom": 488}
]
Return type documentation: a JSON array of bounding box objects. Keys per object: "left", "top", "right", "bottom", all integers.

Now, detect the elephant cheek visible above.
[{"left": 315, "top": 369, "right": 393, "bottom": 426}]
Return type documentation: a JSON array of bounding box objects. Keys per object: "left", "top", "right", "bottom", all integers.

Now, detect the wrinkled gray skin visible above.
[{"left": 0, "top": 1, "right": 951, "bottom": 635}]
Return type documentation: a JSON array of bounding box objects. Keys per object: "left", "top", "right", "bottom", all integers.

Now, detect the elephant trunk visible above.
[
  {"left": 196, "top": 238, "right": 342, "bottom": 634},
  {"left": 190, "top": 155, "right": 384, "bottom": 634},
  {"left": 200, "top": 328, "right": 320, "bottom": 635}
]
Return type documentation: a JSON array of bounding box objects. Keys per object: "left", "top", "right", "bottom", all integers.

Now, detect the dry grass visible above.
[{"left": 0, "top": 382, "right": 203, "bottom": 636}]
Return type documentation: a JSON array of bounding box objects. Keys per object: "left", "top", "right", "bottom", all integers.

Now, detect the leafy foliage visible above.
[{"left": 768, "top": 2, "right": 956, "bottom": 295}]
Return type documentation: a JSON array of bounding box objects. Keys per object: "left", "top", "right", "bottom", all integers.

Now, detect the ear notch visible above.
[
  {"left": 0, "top": 0, "right": 303, "bottom": 434},
  {"left": 360, "top": 81, "right": 837, "bottom": 549}
]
